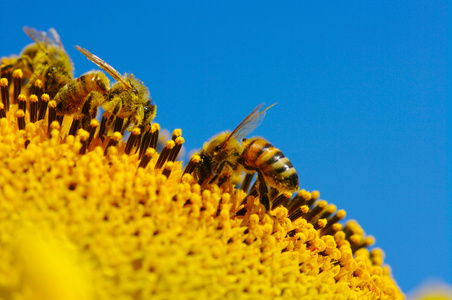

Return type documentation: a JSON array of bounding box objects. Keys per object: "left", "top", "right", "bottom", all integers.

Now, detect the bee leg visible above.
[
  {"left": 113, "top": 116, "right": 124, "bottom": 133},
  {"left": 97, "top": 115, "right": 109, "bottom": 141},
  {"left": 56, "top": 114, "right": 64, "bottom": 126},
  {"left": 1, "top": 55, "right": 33, "bottom": 78},
  {"left": 68, "top": 115, "right": 82, "bottom": 136},
  {"left": 208, "top": 174, "right": 219, "bottom": 185},
  {"left": 121, "top": 118, "right": 132, "bottom": 134},
  {"left": 217, "top": 174, "right": 230, "bottom": 188},
  {"left": 236, "top": 180, "right": 259, "bottom": 216},
  {"left": 100, "top": 97, "right": 122, "bottom": 138},
  {"left": 212, "top": 160, "right": 238, "bottom": 186},
  {"left": 26, "top": 65, "right": 45, "bottom": 90},
  {"left": 241, "top": 173, "right": 255, "bottom": 192},
  {"left": 256, "top": 171, "right": 270, "bottom": 211},
  {"left": 69, "top": 94, "right": 94, "bottom": 136},
  {"left": 80, "top": 91, "right": 104, "bottom": 131}
]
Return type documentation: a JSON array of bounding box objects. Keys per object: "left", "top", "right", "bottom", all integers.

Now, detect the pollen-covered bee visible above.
[
  {"left": 53, "top": 70, "right": 110, "bottom": 129},
  {"left": 0, "top": 26, "right": 73, "bottom": 98},
  {"left": 195, "top": 104, "right": 299, "bottom": 210},
  {"left": 75, "top": 46, "right": 156, "bottom": 136}
]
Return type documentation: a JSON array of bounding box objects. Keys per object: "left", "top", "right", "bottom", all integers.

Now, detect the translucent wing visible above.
[
  {"left": 23, "top": 26, "right": 49, "bottom": 51},
  {"left": 23, "top": 26, "right": 63, "bottom": 49},
  {"left": 23, "top": 26, "right": 47, "bottom": 44},
  {"left": 75, "top": 45, "right": 132, "bottom": 89},
  {"left": 47, "top": 28, "right": 65, "bottom": 49},
  {"left": 220, "top": 103, "right": 276, "bottom": 149}
]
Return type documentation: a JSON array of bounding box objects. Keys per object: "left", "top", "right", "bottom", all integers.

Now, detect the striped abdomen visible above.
[
  {"left": 55, "top": 71, "right": 109, "bottom": 115},
  {"left": 241, "top": 138, "right": 299, "bottom": 193}
]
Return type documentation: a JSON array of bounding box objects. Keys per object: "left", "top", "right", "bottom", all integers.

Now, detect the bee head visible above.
[
  {"left": 128, "top": 81, "right": 138, "bottom": 95},
  {"left": 45, "top": 66, "right": 56, "bottom": 78}
]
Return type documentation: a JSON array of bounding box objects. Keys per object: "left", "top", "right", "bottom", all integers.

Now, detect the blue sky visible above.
[{"left": 0, "top": 0, "right": 449, "bottom": 294}]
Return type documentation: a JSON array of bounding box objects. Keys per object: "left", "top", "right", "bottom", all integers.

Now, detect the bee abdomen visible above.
[{"left": 242, "top": 138, "right": 299, "bottom": 192}]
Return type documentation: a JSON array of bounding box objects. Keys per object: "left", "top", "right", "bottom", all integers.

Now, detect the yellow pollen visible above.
[
  {"left": 165, "top": 140, "right": 175, "bottom": 149},
  {"left": 318, "top": 200, "right": 328, "bottom": 208},
  {"left": 326, "top": 203, "right": 337, "bottom": 213},
  {"left": 151, "top": 123, "right": 160, "bottom": 132},
  {"left": 34, "top": 79, "right": 44, "bottom": 89},
  {"left": 48, "top": 100, "right": 57, "bottom": 108},
  {"left": 145, "top": 147, "right": 156, "bottom": 157},
  {"left": 12, "top": 69, "right": 23, "bottom": 78},
  {"left": 172, "top": 128, "right": 182, "bottom": 139},
  {"left": 50, "top": 121, "right": 60, "bottom": 130},
  {"left": 18, "top": 93, "right": 26, "bottom": 102},
  {"left": 15, "top": 109, "right": 25, "bottom": 118},
  {"left": 311, "top": 190, "right": 320, "bottom": 200},
  {"left": 336, "top": 209, "right": 346, "bottom": 219},
  {"left": 90, "top": 119, "right": 99, "bottom": 127},
  {"left": 112, "top": 131, "right": 122, "bottom": 141},
  {"left": 78, "top": 129, "right": 90, "bottom": 141},
  {"left": 0, "top": 78, "right": 8, "bottom": 87},
  {"left": 350, "top": 234, "right": 362, "bottom": 244},
  {"left": 164, "top": 161, "right": 174, "bottom": 171},
  {"left": 365, "top": 236, "right": 375, "bottom": 246},
  {"left": 41, "top": 93, "right": 50, "bottom": 102},
  {"left": 332, "top": 223, "right": 342, "bottom": 231},
  {"left": 317, "top": 218, "right": 327, "bottom": 228},
  {"left": 175, "top": 136, "right": 185, "bottom": 145},
  {"left": 0, "top": 39, "right": 405, "bottom": 300},
  {"left": 29, "top": 94, "right": 39, "bottom": 102},
  {"left": 191, "top": 154, "right": 201, "bottom": 163}
]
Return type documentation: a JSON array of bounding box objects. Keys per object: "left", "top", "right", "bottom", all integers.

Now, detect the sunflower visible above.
[{"left": 0, "top": 34, "right": 403, "bottom": 300}]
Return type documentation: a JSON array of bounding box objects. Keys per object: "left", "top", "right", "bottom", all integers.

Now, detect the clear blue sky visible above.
[{"left": 0, "top": 0, "right": 449, "bottom": 294}]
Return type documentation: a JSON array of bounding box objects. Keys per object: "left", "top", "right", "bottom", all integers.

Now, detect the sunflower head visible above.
[{"left": 0, "top": 29, "right": 404, "bottom": 299}]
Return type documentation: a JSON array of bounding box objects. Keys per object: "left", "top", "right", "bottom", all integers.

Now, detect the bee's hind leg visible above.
[{"left": 256, "top": 171, "right": 270, "bottom": 211}]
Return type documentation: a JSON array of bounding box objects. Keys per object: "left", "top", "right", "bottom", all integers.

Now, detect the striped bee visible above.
[
  {"left": 195, "top": 104, "right": 299, "bottom": 210},
  {"left": 1, "top": 26, "right": 73, "bottom": 98},
  {"left": 75, "top": 46, "right": 155, "bottom": 136},
  {"left": 53, "top": 70, "right": 110, "bottom": 129}
]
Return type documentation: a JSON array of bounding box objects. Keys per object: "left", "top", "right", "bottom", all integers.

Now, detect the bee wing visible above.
[
  {"left": 220, "top": 103, "right": 276, "bottom": 148},
  {"left": 47, "top": 28, "right": 65, "bottom": 49},
  {"left": 75, "top": 45, "right": 132, "bottom": 90},
  {"left": 23, "top": 26, "right": 49, "bottom": 50},
  {"left": 23, "top": 27, "right": 62, "bottom": 48}
]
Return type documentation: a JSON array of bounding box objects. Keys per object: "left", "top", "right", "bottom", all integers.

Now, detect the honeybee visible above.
[
  {"left": 195, "top": 104, "right": 299, "bottom": 210},
  {"left": 75, "top": 46, "right": 155, "bottom": 134},
  {"left": 53, "top": 70, "right": 110, "bottom": 129},
  {"left": 0, "top": 26, "right": 73, "bottom": 98}
]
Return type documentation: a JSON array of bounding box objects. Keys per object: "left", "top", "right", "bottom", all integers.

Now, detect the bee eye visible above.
[
  {"left": 45, "top": 67, "right": 56, "bottom": 78},
  {"left": 129, "top": 82, "right": 138, "bottom": 95}
]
